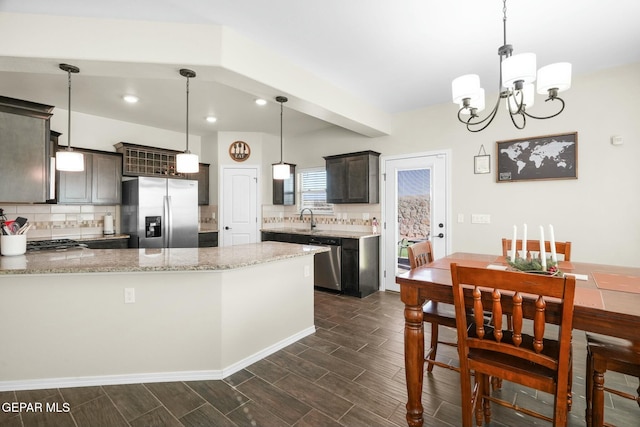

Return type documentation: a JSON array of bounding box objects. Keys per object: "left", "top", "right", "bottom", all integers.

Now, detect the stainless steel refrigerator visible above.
[{"left": 121, "top": 177, "right": 198, "bottom": 248}]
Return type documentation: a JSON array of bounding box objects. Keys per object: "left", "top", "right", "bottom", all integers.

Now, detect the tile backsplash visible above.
[
  {"left": 0, "top": 204, "right": 119, "bottom": 240},
  {"left": 1, "top": 204, "right": 219, "bottom": 240},
  {"left": 262, "top": 204, "right": 381, "bottom": 234}
]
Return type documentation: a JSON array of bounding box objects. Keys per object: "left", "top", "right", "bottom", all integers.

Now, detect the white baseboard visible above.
[{"left": 0, "top": 326, "right": 315, "bottom": 392}]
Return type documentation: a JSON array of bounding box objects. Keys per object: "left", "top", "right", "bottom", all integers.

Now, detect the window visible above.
[{"left": 298, "top": 167, "right": 333, "bottom": 214}]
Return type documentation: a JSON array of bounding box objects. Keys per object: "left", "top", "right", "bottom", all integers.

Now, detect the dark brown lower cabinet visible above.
[
  {"left": 83, "top": 238, "right": 128, "bottom": 249},
  {"left": 198, "top": 231, "right": 218, "bottom": 247},
  {"left": 341, "top": 236, "right": 379, "bottom": 298},
  {"left": 261, "top": 231, "right": 379, "bottom": 298}
]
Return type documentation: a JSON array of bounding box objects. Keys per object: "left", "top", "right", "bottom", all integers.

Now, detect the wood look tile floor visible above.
[{"left": 1, "top": 290, "right": 638, "bottom": 427}]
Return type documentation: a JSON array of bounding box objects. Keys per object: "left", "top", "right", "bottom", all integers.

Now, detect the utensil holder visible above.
[{"left": 1, "top": 234, "right": 27, "bottom": 256}]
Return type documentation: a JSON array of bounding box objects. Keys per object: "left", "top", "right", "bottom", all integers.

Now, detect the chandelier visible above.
[{"left": 452, "top": 0, "right": 571, "bottom": 132}]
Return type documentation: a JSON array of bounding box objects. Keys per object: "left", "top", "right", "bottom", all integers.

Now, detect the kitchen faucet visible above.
[{"left": 299, "top": 208, "right": 316, "bottom": 231}]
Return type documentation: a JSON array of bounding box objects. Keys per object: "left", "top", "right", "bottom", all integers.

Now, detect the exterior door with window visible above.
[
  {"left": 221, "top": 167, "right": 259, "bottom": 246},
  {"left": 382, "top": 153, "right": 448, "bottom": 292}
]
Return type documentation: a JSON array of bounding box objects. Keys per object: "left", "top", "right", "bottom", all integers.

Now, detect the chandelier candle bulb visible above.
[
  {"left": 549, "top": 224, "right": 557, "bottom": 262},
  {"left": 539, "top": 226, "right": 547, "bottom": 270},
  {"left": 522, "top": 223, "right": 527, "bottom": 259}
]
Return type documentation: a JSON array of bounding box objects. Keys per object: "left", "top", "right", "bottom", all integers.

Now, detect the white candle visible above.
[
  {"left": 522, "top": 223, "right": 527, "bottom": 259},
  {"left": 549, "top": 224, "right": 557, "bottom": 262},
  {"left": 511, "top": 225, "right": 518, "bottom": 260},
  {"left": 539, "top": 225, "right": 546, "bottom": 270}
]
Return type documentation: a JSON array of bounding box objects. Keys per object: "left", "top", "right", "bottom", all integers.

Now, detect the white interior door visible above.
[
  {"left": 382, "top": 152, "right": 448, "bottom": 292},
  {"left": 221, "top": 167, "right": 258, "bottom": 246}
]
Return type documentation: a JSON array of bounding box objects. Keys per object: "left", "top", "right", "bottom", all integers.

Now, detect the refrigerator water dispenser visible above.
[{"left": 145, "top": 216, "right": 162, "bottom": 238}]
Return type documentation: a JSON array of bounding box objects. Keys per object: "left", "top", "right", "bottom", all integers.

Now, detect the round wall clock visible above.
[{"left": 229, "top": 141, "right": 251, "bottom": 162}]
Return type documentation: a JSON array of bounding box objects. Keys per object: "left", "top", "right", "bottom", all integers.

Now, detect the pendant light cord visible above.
[
  {"left": 275, "top": 95, "right": 288, "bottom": 165},
  {"left": 185, "top": 75, "right": 190, "bottom": 153},
  {"left": 279, "top": 99, "right": 283, "bottom": 163},
  {"left": 67, "top": 69, "right": 72, "bottom": 149}
]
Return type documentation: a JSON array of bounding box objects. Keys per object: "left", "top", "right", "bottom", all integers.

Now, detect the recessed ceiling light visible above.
[
  {"left": 205, "top": 116, "right": 217, "bottom": 123},
  {"left": 123, "top": 95, "right": 139, "bottom": 103},
  {"left": 255, "top": 98, "right": 267, "bottom": 106}
]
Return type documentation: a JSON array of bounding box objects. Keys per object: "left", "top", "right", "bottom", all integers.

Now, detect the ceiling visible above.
[{"left": 1, "top": 0, "right": 639, "bottom": 137}]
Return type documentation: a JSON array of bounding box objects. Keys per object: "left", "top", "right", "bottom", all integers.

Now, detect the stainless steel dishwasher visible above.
[{"left": 309, "top": 236, "right": 342, "bottom": 291}]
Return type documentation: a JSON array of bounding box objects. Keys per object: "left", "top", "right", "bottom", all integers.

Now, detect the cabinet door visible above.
[
  {"left": 325, "top": 158, "right": 346, "bottom": 203},
  {"left": 92, "top": 153, "right": 122, "bottom": 204},
  {"left": 58, "top": 154, "right": 92, "bottom": 204},
  {"left": 341, "top": 238, "right": 360, "bottom": 296},
  {"left": 0, "top": 112, "right": 49, "bottom": 203},
  {"left": 198, "top": 231, "right": 218, "bottom": 247},
  {"left": 188, "top": 163, "right": 210, "bottom": 206},
  {"left": 345, "top": 155, "right": 369, "bottom": 203}
]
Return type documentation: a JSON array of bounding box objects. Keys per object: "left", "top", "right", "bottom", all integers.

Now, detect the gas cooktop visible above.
[{"left": 26, "top": 239, "right": 87, "bottom": 252}]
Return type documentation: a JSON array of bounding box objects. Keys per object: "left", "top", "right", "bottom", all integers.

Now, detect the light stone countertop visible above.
[
  {"left": 261, "top": 227, "right": 379, "bottom": 239},
  {"left": 0, "top": 242, "right": 328, "bottom": 275}
]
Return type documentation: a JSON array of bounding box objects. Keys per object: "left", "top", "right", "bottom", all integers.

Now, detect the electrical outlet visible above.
[
  {"left": 304, "top": 265, "right": 310, "bottom": 277},
  {"left": 211, "top": 212, "right": 216, "bottom": 219},
  {"left": 124, "top": 288, "right": 135, "bottom": 304},
  {"left": 457, "top": 213, "right": 464, "bottom": 223},
  {"left": 362, "top": 213, "right": 370, "bottom": 220}
]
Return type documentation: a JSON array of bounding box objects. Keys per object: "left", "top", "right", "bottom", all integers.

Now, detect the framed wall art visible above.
[
  {"left": 496, "top": 132, "right": 577, "bottom": 182},
  {"left": 474, "top": 144, "right": 491, "bottom": 174},
  {"left": 229, "top": 141, "right": 251, "bottom": 162}
]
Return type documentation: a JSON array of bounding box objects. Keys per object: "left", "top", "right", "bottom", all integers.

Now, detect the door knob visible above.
[
  {"left": 224, "top": 226, "right": 232, "bottom": 230},
  {"left": 436, "top": 233, "right": 444, "bottom": 238}
]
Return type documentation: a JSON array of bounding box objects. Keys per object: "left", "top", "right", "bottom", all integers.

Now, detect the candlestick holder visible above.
[{"left": 506, "top": 256, "right": 563, "bottom": 276}]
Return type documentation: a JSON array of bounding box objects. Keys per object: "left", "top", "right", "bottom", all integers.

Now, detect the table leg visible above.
[{"left": 403, "top": 293, "right": 425, "bottom": 427}]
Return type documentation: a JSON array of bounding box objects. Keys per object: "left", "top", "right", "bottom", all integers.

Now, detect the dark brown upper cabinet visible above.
[
  {"left": 273, "top": 163, "right": 295, "bottom": 205},
  {"left": 324, "top": 151, "right": 380, "bottom": 204},
  {"left": 0, "top": 96, "right": 54, "bottom": 203}
]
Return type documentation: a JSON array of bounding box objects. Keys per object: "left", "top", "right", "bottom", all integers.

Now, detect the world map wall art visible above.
[{"left": 496, "top": 132, "right": 578, "bottom": 182}]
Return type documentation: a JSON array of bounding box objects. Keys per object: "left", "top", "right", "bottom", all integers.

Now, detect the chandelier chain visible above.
[{"left": 503, "top": 0, "right": 507, "bottom": 47}]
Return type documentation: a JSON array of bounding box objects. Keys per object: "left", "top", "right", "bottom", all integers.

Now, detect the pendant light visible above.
[
  {"left": 56, "top": 63, "right": 84, "bottom": 172},
  {"left": 176, "top": 68, "right": 199, "bottom": 174},
  {"left": 272, "top": 96, "right": 290, "bottom": 180}
]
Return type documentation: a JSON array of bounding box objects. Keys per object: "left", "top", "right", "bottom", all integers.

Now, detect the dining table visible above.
[{"left": 396, "top": 252, "right": 640, "bottom": 427}]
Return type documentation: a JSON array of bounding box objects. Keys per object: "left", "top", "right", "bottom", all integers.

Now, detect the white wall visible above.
[
  {"left": 50, "top": 109, "right": 201, "bottom": 154},
  {"left": 286, "top": 63, "right": 640, "bottom": 267}
]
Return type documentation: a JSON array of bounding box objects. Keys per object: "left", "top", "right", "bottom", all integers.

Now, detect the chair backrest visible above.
[
  {"left": 502, "top": 238, "right": 572, "bottom": 261},
  {"left": 450, "top": 263, "right": 576, "bottom": 378},
  {"left": 407, "top": 240, "right": 434, "bottom": 269}
]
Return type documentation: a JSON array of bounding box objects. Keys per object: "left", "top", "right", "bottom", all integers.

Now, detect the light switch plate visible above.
[{"left": 471, "top": 214, "right": 491, "bottom": 224}]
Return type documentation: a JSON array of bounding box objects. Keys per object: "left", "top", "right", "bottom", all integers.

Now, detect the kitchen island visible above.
[{"left": 0, "top": 242, "right": 326, "bottom": 391}]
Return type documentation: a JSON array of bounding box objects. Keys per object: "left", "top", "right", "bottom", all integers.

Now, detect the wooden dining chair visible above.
[
  {"left": 585, "top": 333, "right": 640, "bottom": 427},
  {"left": 502, "top": 238, "right": 572, "bottom": 261},
  {"left": 450, "top": 264, "right": 577, "bottom": 426},
  {"left": 407, "top": 240, "right": 459, "bottom": 373}
]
